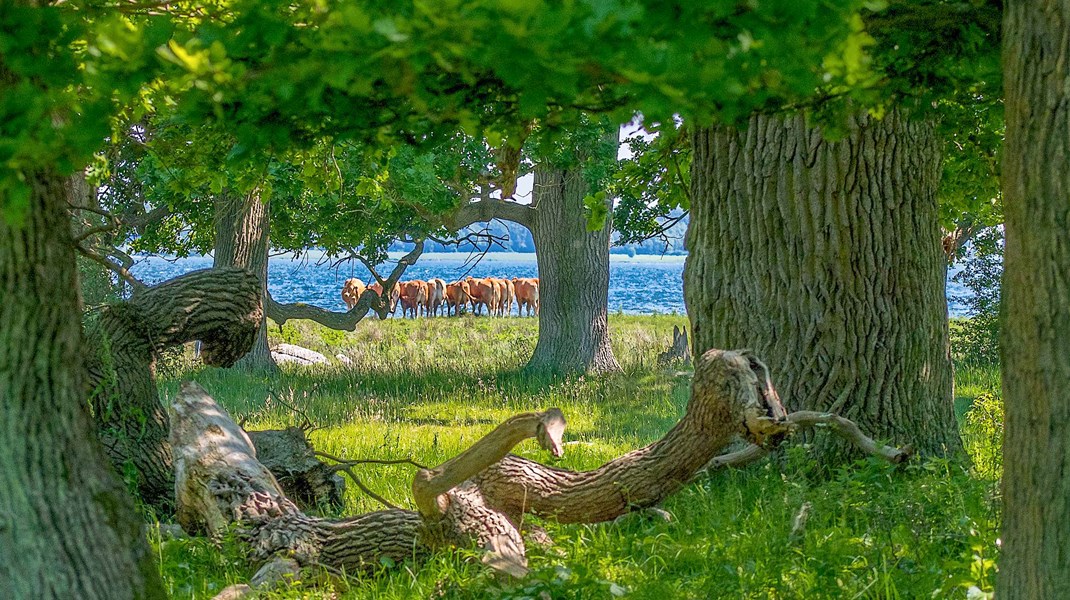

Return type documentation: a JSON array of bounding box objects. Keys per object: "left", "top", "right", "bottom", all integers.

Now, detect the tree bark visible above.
[
  {"left": 84, "top": 268, "right": 264, "bottom": 509},
  {"left": 170, "top": 349, "right": 784, "bottom": 578},
  {"left": 526, "top": 165, "right": 621, "bottom": 374},
  {"left": 685, "top": 111, "right": 959, "bottom": 461},
  {"left": 0, "top": 170, "right": 165, "bottom": 599},
  {"left": 999, "top": 1, "right": 1070, "bottom": 595},
  {"left": 215, "top": 189, "right": 277, "bottom": 372}
]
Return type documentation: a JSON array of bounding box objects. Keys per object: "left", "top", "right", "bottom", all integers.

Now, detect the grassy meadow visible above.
[{"left": 151, "top": 314, "right": 1002, "bottom": 599}]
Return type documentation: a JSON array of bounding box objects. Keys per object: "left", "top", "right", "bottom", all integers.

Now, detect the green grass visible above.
[{"left": 152, "top": 315, "right": 1001, "bottom": 599}]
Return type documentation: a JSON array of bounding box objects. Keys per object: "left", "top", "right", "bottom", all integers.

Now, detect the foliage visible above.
[
  {"left": 146, "top": 315, "right": 1000, "bottom": 599},
  {"left": 950, "top": 228, "right": 1003, "bottom": 366},
  {"left": 962, "top": 392, "right": 1003, "bottom": 481},
  {"left": 612, "top": 119, "right": 690, "bottom": 246}
]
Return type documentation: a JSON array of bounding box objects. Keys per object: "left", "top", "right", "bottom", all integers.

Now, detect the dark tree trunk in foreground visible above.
[
  {"left": 999, "top": 2, "right": 1070, "bottom": 595},
  {"left": 527, "top": 166, "right": 621, "bottom": 374},
  {"left": 84, "top": 268, "right": 264, "bottom": 509},
  {"left": 0, "top": 171, "right": 165, "bottom": 599},
  {"left": 215, "top": 189, "right": 277, "bottom": 372},
  {"left": 685, "top": 111, "right": 959, "bottom": 461}
]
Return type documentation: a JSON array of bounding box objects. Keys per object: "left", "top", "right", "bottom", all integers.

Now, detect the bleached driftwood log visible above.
[
  {"left": 271, "top": 343, "right": 328, "bottom": 366},
  {"left": 170, "top": 348, "right": 913, "bottom": 587}
]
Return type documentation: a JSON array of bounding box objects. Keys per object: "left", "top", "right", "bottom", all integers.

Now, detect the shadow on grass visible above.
[{"left": 162, "top": 360, "right": 693, "bottom": 448}]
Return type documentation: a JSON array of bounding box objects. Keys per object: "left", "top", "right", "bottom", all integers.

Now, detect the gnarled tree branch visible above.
[
  {"left": 85, "top": 267, "right": 263, "bottom": 508},
  {"left": 266, "top": 241, "right": 423, "bottom": 330},
  {"left": 447, "top": 198, "right": 537, "bottom": 231}
]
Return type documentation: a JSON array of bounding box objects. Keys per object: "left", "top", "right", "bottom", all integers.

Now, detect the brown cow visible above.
[
  {"left": 398, "top": 280, "right": 428, "bottom": 318},
  {"left": 427, "top": 278, "right": 446, "bottom": 317},
  {"left": 503, "top": 279, "right": 516, "bottom": 316},
  {"left": 445, "top": 280, "right": 471, "bottom": 316},
  {"left": 466, "top": 277, "right": 500, "bottom": 316},
  {"left": 368, "top": 281, "right": 400, "bottom": 315},
  {"left": 341, "top": 278, "right": 365, "bottom": 310},
  {"left": 512, "top": 277, "right": 540, "bottom": 316}
]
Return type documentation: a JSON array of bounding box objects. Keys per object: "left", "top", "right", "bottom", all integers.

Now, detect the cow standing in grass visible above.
[
  {"left": 428, "top": 278, "right": 446, "bottom": 317},
  {"left": 341, "top": 278, "right": 366, "bottom": 311},
  {"left": 445, "top": 280, "right": 471, "bottom": 316},
  {"left": 467, "top": 277, "right": 500, "bottom": 316},
  {"left": 399, "top": 280, "right": 427, "bottom": 319},
  {"left": 513, "top": 277, "right": 540, "bottom": 316}
]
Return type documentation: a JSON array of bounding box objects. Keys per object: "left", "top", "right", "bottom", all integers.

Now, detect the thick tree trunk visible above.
[
  {"left": 84, "top": 268, "right": 264, "bottom": 509},
  {"left": 999, "top": 2, "right": 1070, "bottom": 595},
  {"left": 0, "top": 171, "right": 165, "bottom": 598},
  {"left": 215, "top": 189, "right": 277, "bottom": 372},
  {"left": 527, "top": 166, "right": 621, "bottom": 374},
  {"left": 685, "top": 111, "right": 959, "bottom": 461}
]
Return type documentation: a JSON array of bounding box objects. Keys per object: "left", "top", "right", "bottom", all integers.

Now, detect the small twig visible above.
[
  {"left": 333, "top": 464, "right": 401, "bottom": 510},
  {"left": 76, "top": 243, "right": 148, "bottom": 292},
  {"left": 315, "top": 450, "right": 428, "bottom": 470},
  {"left": 267, "top": 387, "right": 317, "bottom": 434},
  {"left": 313, "top": 450, "right": 423, "bottom": 510}
]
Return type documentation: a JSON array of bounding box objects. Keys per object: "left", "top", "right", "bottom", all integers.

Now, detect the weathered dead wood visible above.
[
  {"left": 657, "top": 325, "right": 691, "bottom": 366},
  {"left": 170, "top": 381, "right": 564, "bottom": 576},
  {"left": 170, "top": 348, "right": 912, "bottom": 591},
  {"left": 84, "top": 268, "right": 344, "bottom": 511},
  {"left": 470, "top": 350, "right": 783, "bottom": 523},
  {"left": 85, "top": 267, "right": 263, "bottom": 508},
  {"left": 701, "top": 410, "right": 914, "bottom": 473},
  {"left": 246, "top": 428, "right": 346, "bottom": 510},
  {"left": 168, "top": 348, "right": 786, "bottom": 582}
]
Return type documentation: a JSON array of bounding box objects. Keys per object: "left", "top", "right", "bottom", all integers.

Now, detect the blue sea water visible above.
[{"left": 129, "top": 253, "right": 970, "bottom": 317}]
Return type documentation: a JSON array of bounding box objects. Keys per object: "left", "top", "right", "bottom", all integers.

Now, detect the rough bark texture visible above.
[
  {"left": 473, "top": 350, "right": 776, "bottom": 523},
  {"left": 246, "top": 428, "right": 346, "bottom": 510},
  {"left": 526, "top": 165, "right": 621, "bottom": 374},
  {"left": 0, "top": 170, "right": 165, "bottom": 598},
  {"left": 999, "top": 1, "right": 1070, "bottom": 595},
  {"left": 84, "top": 268, "right": 264, "bottom": 509},
  {"left": 685, "top": 112, "right": 959, "bottom": 461},
  {"left": 215, "top": 189, "right": 277, "bottom": 372},
  {"left": 170, "top": 349, "right": 788, "bottom": 579}
]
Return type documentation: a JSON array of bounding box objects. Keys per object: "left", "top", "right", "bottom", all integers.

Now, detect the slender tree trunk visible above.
[
  {"left": 215, "top": 188, "right": 277, "bottom": 372},
  {"left": 0, "top": 171, "right": 165, "bottom": 599},
  {"left": 527, "top": 166, "right": 621, "bottom": 374},
  {"left": 999, "top": 2, "right": 1070, "bottom": 595},
  {"left": 684, "top": 111, "right": 959, "bottom": 461}
]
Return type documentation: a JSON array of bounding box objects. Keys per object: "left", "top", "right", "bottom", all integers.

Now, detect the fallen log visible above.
[
  {"left": 170, "top": 349, "right": 789, "bottom": 579},
  {"left": 84, "top": 267, "right": 263, "bottom": 508},
  {"left": 170, "top": 348, "right": 913, "bottom": 591},
  {"left": 85, "top": 267, "right": 344, "bottom": 511}
]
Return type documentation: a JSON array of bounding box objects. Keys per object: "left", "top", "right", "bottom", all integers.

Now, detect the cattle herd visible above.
[{"left": 341, "top": 276, "right": 540, "bottom": 318}]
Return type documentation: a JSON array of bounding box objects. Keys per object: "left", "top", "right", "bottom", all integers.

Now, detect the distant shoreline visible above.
[{"left": 132, "top": 251, "right": 688, "bottom": 265}]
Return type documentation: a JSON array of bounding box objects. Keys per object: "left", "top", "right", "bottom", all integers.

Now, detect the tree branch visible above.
[
  {"left": 266, "top": 241, "right": 423, "bottom": 330},
  {"left": 701, "top": 410, "right": 914, "bottom": 474},
  {"left": 447, "top": 198, "right": 536, "bottom": 231},
  {"left": 75, "top": 243, "right": 148, "bottom": 292},
  {"left": 412, "top": 408, "right": 565, "bottom": 519}
]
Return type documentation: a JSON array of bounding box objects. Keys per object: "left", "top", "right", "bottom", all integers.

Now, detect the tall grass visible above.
[{"left": 153, "top": 315, "right": 1001, "bottom": 599}]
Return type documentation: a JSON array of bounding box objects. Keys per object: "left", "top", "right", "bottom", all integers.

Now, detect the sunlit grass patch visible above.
[{"left": 153, "top": 314, "right": 1000, "bottom": 599}]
